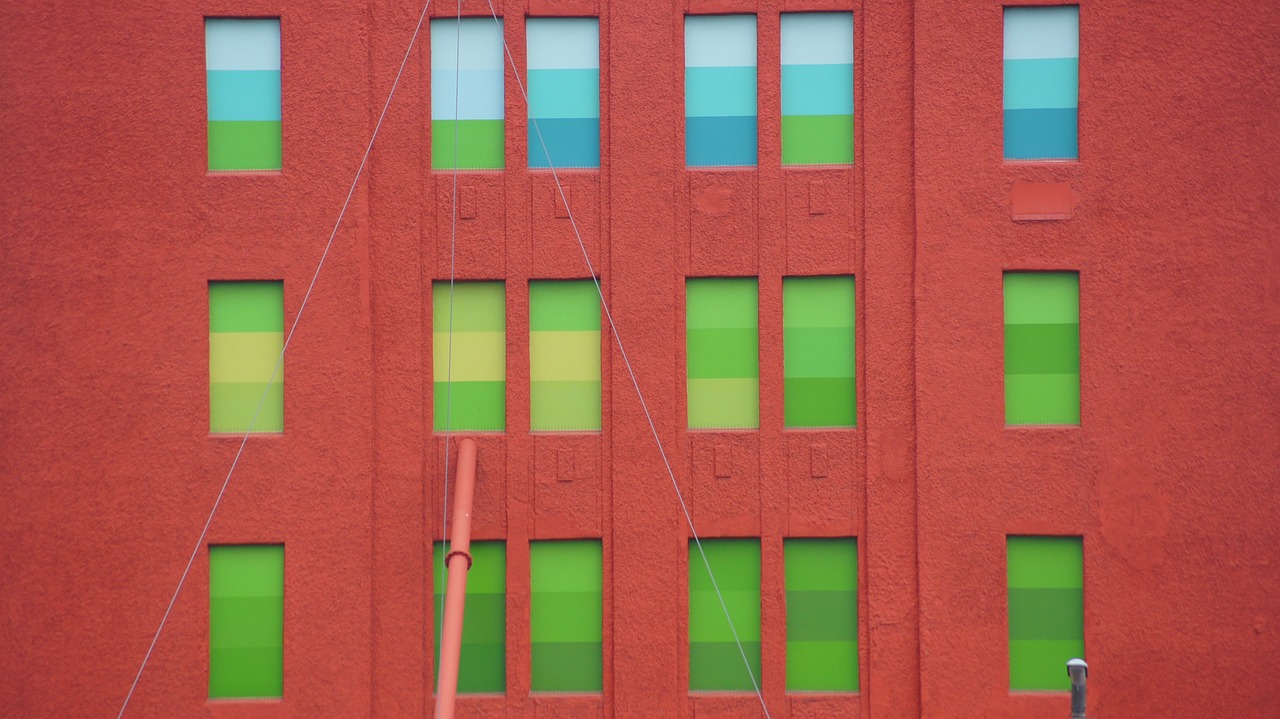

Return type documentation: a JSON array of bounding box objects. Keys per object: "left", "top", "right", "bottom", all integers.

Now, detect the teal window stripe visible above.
[
  {"left": 207, "top": 70, "right": 281, "bottom": 121},
  {"left": 1004, "top": 58, "right": 1078, "bottom": 110},
  {"left": 528, "top": 68, "right": 600, "bottom": 119},
  {"left": 686, "top": 66, "right": 758, "bottom": 118},
  {"left": 781, "top": 64, "right": 853, "bottom": 117}
]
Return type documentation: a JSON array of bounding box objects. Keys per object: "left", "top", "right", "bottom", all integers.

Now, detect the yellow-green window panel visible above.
[
  {"left": 433, "top": 281, "right": 506, "bottom": 432},
  {"left": 1004, "top": 272, "right": 1080, "bottom": 425},
  {"left": 530, "top": 280, "right": 601, "bottom": 432},
  {"left": 209, "top": 281, "right": 284, "bottom": 434},
  {"left": 687, "top": 278, "right": 759, "bottom": 429}
]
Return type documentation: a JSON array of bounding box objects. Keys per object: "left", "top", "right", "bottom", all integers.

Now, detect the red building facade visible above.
[{"left": 2, "top": 1, "right": 1278, "bottom": 717}]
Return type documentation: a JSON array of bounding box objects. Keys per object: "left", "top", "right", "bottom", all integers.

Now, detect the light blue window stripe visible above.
[
  {"left": 205, "top": 19, "right": 280, "bottom": 71},
  {"left": 1004, "top": 6, "right": 1079, "bottom": 60},
  {"left": 781, "top": 64, "right": 852, "bottom": 116},
  {"left": 207, "top": 70, "right": 282, "bottom": 121},
  {"left": 432, "top": 18, "right": 505, "bottom": 71},
  {"left": 1004, "top": 58, "right": 1078, "bottom": 110},
  {"left": 781, "top": 13, "right": 853, "bottom": 66},
  {"left": 686, "top": 66, "right": 757, "bottom": 118},
  {"left": 685, "top": 15, "right": 757, "bottom": 68},
  {"left": 431, "top": 69, "right": 505, "bottom": 121},
  {"left": 528, "top": 69, "right": 600, "bottom": 119},
  {"left": 527, "top": 18, "right": 599, "bottom": 70}
]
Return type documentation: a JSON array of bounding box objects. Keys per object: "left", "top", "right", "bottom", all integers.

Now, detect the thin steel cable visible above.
[
  {"left": 115, "top": 3, "right": 434, "bottom": 716},
  {"left": 483, "top": 8, "right": 771, "bottom": 716}
]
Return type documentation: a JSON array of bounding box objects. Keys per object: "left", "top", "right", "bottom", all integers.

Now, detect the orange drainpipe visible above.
[{"left": 434, "top": 437, "right": 478, "bottom": 719}]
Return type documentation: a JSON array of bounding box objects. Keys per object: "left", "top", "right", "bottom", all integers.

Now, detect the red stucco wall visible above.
[{"left": 1, "top": 0, "right": 1277, "bottom": 717}]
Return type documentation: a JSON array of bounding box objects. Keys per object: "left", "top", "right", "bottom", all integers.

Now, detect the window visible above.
[
  {"left": 783, "top": 276, "right": 856, "bottom": 428},
  {"left": 685, "top": 15, "right": 757, "bottom": 168},
  {"left": 530, "top": 540, "right": 603, "bottom": 692},
  {"left": 527, "top": 18, "right": 600, "bottom": 169},
  {"left": 433, "top": 281, "right": 506, "bottom": 432},
  {"left": 1003, "top": 272, "right": 1080, "bottom": 425},
  {"left": 1007, "top": 536, "right": 1084, "bottom": 690},
  {"left": 209, "top": 544, "right": 283, "bottom": 699},
  {"left": 1003, "top": 6, "right": 1079, "bottom": 160},
  {"left": 205, "top": 19, "right": 282, "bottom": 172},
  {"left": 431, "top": 18, "right": 505, "bottom": 170},
  {"left": 530, "top": 280, "right": 601, "bottom": 432},
  {"left": 209, "top": 281, "right": 284, "bottom": 434},
  {"left": 686, "top": 278, "right": 759, "bottom": 429},
  {"left": 434, "top": 541, "right": 506, "bottom": 693},
  {"left": 689, "top": 539, "right": 761, "bottom": 691},
  {"left": 780, "top": 13, "right": 854, "bottom": 166},
  {"left": 785, "top": 538, "right": 857, "bottom": 692}
]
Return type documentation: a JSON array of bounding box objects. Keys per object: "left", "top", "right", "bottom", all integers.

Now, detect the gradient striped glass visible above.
[
  {"left": 432, "top": 18, "right": 505, "bottom": 170},
  {"left": 205, "top": 19, "right": 281, "bottom": 172},
  {"left": 209, "top": 281, "right": 283, "bottom": 434},
  {"left": 531, "top": 540, "right": 603, "bottom": 692},
  {"left": 209, "top": 544, "right": 283, "bottom": 698},
  {"left": 530, "top": 280, "right": 601, "bottom": 432},
  {"left": 687, "top": 278, "right": 759, "bottom": 429},
  {"left": 685, "top": 15, "right": 757, "bottom": 168},
  {"left": 784, "top": 276, "right": 856, "bottom": 428},
  {"left": 1004, "top": 6, "right": 1079, "bottom": 160},
  {"left": 785, "top": 538, "right": 857, "bottom": 692},
  {"left": 1004, "top": 272, "right": 1080, "bottom": 425},
  {"left": 433, "top": 281, "right": 506, "bottom": 432},
  {"left": 434, "top": 541, "right": 506, "bottom": 693},
  {"left": 527, "top": 18, "right": 600, "bottom": 169},
  {"left": 689, "top": 539, "right": 761, "bottom": 691},
  {"left": 781, "top": 13, "right": 853, "bottom": 166},
  {"left": 1008, "top": 536, "right": 1084, "bottom": 690}
]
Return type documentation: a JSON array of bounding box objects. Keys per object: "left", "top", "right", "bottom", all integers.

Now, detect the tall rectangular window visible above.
[
  {"left": 432, "top": 18, "right": 505, "bottom": 170},
  {"left": 209, "top": 281, "right": 284, "bottom": 434},
  {"left": 685, "top": 15, "right": 757, "bottom": 168},
  {"left": 783, "top": 276, "right": 856, "bottom": 428},
  {"left": 209, "top": 544, "right": 283, "bottom": 699},
  {"left": 205, "top": 19, "right": 282, "bottom": 172},
  {"left": 530, "top": 540, "right": 603, "bottom": 692},
  {"left": 686, "top": 278, "right": 759, "bottom": 430},
  {"left": 785, "top": 538, "right": 857, "bottom": 692},
  {"left": 689, "top": 539, "right": 761, "bottom": 691},
  {"left": 1004, "top": 6, "right": 1079, "bottom": 160},
  {"left": 1004, "top": 272, "right": 1080, "bottom": 425},
  {"left": 434, "top": 541, "right": 506, "bottom": 693},
  {"left": 530, "top": 280, "right": 601, "bottom": 432},
  {"left": 527, "top": 18, "right": 600, "bottom": 169},
  {"left": 433, "top": 282, "right": 505, "bottom": 432},
  {"left": 1007, "top": 536, "right": 1084, "bottom": 690},
  {"left": 780, "top": 13, "right": 854, "bottom": 166}
]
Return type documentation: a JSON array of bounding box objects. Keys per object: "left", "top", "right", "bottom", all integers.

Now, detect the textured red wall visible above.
[{"left": 1, "top": 0, "right": 1277, "bottom": 718}]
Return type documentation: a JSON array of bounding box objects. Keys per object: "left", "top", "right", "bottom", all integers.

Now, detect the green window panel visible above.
[
  {"left": 1008, "top": 536, "right": 1084, "bottom": 691},
  {"left": 686, "top": 278, "right": 759, "bottom": 429},
  {"left": 434, "top": 541, "right": 507, "bottom": 693},
  {"left": 209, "top": 281, "right": 284, "bottom": 434},
  {"left": 689, "top": 539, "right": 761, "bottom": 691},
  {"left": 785, "top": 538, "right": 858, "bottom": 692},
  {"left": 209, "top": 544, "right": 283, "bottom": 699},
  {"left": 530, "top": 540, "right": 603, "bottom": 692},
  {"left": 530, "top": 280, "right": 601, "bottom": 432},
  {"left": 433, "top": 282, "right": 506, "bottom": 432},
  {"left": 1004, "top": 272, "right": 1080, "bottom": 425},
  {"left": 783, "top": 276, "right": 856, "bottom": 428}
]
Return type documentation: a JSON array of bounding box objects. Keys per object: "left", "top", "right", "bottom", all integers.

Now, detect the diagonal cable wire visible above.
[
  {"left": 116, "top": 2, "right": 434, "bottom": 715},
  {"left": 482, "top": 7, "right": 771, "bottom": 716}
]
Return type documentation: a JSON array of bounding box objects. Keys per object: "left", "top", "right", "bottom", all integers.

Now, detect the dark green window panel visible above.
[
  {"left": 1008, "top": 536, "right": 1084, "bottom": 690},
  {"left": 531, "top": 539, "right": 603, "bottom": 692},
  {"left": 434, "top": 541, "right": 506, "bottom": 693},
  {"left": 209, "top": 544, "right": 283, "bottom": 699},
  {"left": 689, "top": 539, "right": 761, "bottom": 691},
  {"left": 785, "top": 537, "right": 858, "bottom": 692},
  {"left": 1004, "top": 272, "right": 1080, "bottom": 425},
  {"left": 784, "top": 276, "right": 856, "bottom": 428}
]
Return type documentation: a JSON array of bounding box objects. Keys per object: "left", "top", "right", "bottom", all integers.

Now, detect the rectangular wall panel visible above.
[
  {"left": 689, "top": 539, "right": 761, "bottom": 691},
  {"left": 1004, "top": 6, "right": 1079, "bottom": 160},
  {"left": 434, "top": 541, "right": 507, "bottom": 693},
  {"left": 781, "top": 13, "right": 854, "bottom": 166},
  {"left": 685, "top": 15, "right": 757, "bottom": 168},
  {"left": 433, "top": 281, "right": 506, "bottom": 432},
  {"left": 530, "top": 280, "right": 601, "bottom": 432},
  {"left": 1007, "top": 536, "right": 1084, "bottom": 690},
  {"left": 527, "top": 18, "right": 600, "bottom": 169},
  {"left": 209, "top": 281, "right": 284, "bottom": 434},
  {"left": 785, "top": 538, "right": 858, "bottom": 692},
  {"left": 205, "top": 19, "right": 281, "bottom": 172},
  {"left": 432, "top": 18, "right": 505, "bottom": 170},
  {"left": 531, "top": 540, "right": 603, "bottom": 692},
  {"left": 783, "top": 276, "right": 856, "bottom": 428},
  {"left": 686, "top": 278, "right": 759, "bottom": 429},
  {"left": 1004, "top": 272, "right": 1080, "bottom": 425},
  {"left": 209, "top": 544, "right": 283, "bottom": 699}
]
